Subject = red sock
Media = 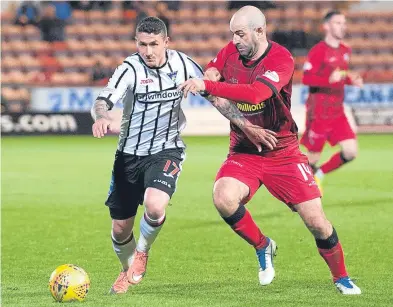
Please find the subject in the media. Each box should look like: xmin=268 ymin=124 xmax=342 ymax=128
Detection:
xmin=320 ymin=152 xmax=345 ymax=174
xmin=318 ymin=242 xmax=348 ymax=282
xmin=224 ymin=206 xmax=268 ymax=249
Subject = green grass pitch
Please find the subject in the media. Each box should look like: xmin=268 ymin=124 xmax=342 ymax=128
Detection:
xmin=2 ymin=135 xmax=393 ymax=307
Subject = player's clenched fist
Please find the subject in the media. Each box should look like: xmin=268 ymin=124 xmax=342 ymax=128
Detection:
xmin=178 ymin=78 xmax=206 ymax=98
xmin=204 ymin=67 xmax=221 ymax=82
xmin=92 ymin=118 xmax=112 ymax=138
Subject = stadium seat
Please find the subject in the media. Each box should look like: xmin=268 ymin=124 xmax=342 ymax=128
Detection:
xmin=105 ymin=9 xmax=123 ymax=25
xmin=120 ymin=40 xmax=137 ymax=54
xmin=57 ymin=55 xmax=78 ymax=72
xmin=1 ymin=11 xmax=14 ymax=25
xmin=65 ymin=25 xmax=80 ymax=40
xmin=68 ymin=72 xmax=90 ymax=85
xmin=23 ymin=25 xmax=41 ymax=41
xmin=51 ymin=72 xmax=69 ymax=85
xmin=1 ymin=87 xmax=20 ymax=101
xmin=114 ymin=26 xmax=133 ymax=41
xmin=1 ymin=56 xmax=21 ymax=71
xmin=1 ymin=72 xmax=12 ymax=84
xmin=29 ymin=41 xmax=51 ymax=56
xmin=87 ymin=10 xmax=105 ymax=24
xmin=18 ymin=54 xmax=41 ymax=71
xmin=195 ymin=9 xmax=213 ymax=24
xmin=71 ymin=10 xmax=87 ymax=24
xmin=67 ymin=40 xmax=88 ymax=56
xmin=1 ymin=25 xmax=24 ymax=42
xmin=8 ymin=71 xmax=28 ymax=84
xmin=9 ymin=41 xmax=31 ymax=55
xmin=1 ymin=41 xmax=13 ymax=57
xmin=75 ymin=55 xmax=95 ymax=71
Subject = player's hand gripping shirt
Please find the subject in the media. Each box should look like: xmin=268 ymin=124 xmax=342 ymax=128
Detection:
xmin=207 ymin=41 xmax=298 ymax=156
xmin=97 ymin=50 xmax=203 ymax=156
xmin=302 ymin=41 xmax=352 ymax=120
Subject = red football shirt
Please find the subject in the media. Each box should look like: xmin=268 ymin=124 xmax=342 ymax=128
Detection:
xmin=206 ymin=41 xmax=299 ymax=157
xmin=302 ymin=41 xmax=352 ymax=120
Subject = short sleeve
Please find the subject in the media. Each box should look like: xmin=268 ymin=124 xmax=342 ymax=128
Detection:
xmin=96 ymin=61 xmax=136 ymax=109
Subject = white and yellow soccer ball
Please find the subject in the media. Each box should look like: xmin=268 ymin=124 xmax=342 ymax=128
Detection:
xmin=49 ymin=264 xmax=90 ymax=302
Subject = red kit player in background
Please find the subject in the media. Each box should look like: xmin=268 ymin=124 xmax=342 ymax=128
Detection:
xmin=179 ymin=6 xmax=361 ymax=295
xmin=301 ymin=11 xmax=364 ymax=193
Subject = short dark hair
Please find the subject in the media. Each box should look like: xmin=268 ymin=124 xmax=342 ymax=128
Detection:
xmin=136 ymin=16 xmax=167 ymax=37
xmin=323 ymin=10 xmax=343 ymax=22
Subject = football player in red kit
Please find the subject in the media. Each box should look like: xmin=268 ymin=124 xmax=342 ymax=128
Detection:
xmin=179 ymin=6 xmax=361 ymax=295
xmin=301 ymin=11 xmax=364 ymax=193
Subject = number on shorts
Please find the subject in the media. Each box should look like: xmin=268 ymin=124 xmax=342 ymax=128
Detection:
xmin=163 ymin=160 xmax=180 ymax=176
xmin=297 ymin=163 xmax=312 ymax=181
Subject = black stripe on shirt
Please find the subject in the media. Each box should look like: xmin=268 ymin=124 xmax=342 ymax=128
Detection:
xmin=174 ymin=103 xmax=181 ymax=149
xmin=187 ymin=56 xmax=203 ymax=75
xmin=162 ymin=99 xmax=176 ymax=150
xmin=134 ymin=64 xmax=149 ymax=154
xmin=148 ymin=69 xmax=163 ymax=154
xmin=123 ymin=61 xmax=137 ymax=93
xmin=120 ymin=61 xmax=137 ymax=152
xmin=176 ymin=51 xmax=188 ymax=80
xmin=115 ymin=68 xmax=128 ymax=88
xmin=256 ymin=77 xmax=278 ymax=96
xmin=96 ymin=96 xmax=114 ymax=110
xmin=175 ymin=52 xmax=187 ymax=148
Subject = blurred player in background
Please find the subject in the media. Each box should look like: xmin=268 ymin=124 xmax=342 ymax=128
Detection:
xmin=180 ymin=6 xmax=361 ymax=294
xmin=91 ymin=16 xmax=269 ymax=294
xmin=301 ymin=11 xmax=364 ymax=193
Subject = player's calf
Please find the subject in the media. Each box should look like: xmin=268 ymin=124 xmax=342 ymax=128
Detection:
xmin=295 ymin=199 xmax=361 ymax=294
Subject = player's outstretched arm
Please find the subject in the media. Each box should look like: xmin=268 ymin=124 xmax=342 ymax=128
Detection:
xmin=91 ymin=99 xmax=112 ymax=138
xmin=210 ymin=97 xmax=277 ymax=151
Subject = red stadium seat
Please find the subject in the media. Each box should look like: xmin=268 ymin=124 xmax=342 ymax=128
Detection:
xmin=105 ymin=9 xmax=123 ymax=25
xmin=87 ymin=10 xmax=105 ymax=24
xmin=23 ymin=25 xmax=41 ymax=41
xmin=71 ymin=10 xmax=87 ymax=24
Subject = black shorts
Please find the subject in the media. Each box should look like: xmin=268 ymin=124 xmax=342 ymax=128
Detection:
xmin=105 ymin=148 xmax=185 ymax=220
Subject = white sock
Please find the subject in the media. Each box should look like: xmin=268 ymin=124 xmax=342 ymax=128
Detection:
xmin=136 ymin=213 xmax=166 ymax=253
xmin=315 ymin=169 xmax=325 ymax=180
xmin=112 ymin=232 xmax=136 ymax=271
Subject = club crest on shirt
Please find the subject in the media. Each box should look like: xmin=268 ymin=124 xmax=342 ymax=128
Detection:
xmin=167 ymin=71 xmax=178 ymax=83
xmin=262 ymin=70 xmax=279 ymax=83
xmin=228 ymin=77 xmax=238 ymax=84
xmin=343 ymin=53 xmax=349 ymax=62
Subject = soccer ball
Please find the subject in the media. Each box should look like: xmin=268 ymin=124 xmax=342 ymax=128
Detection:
xmin=49 ymin=264 xmax=90 ymax=302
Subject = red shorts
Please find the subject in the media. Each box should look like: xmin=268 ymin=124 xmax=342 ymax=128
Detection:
xmin=215 ymin=153 xmax=321 ymax=209
xmin=300 ymin=115 xmax=356 ymax=153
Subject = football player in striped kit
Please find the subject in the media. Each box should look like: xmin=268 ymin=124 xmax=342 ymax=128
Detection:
xmin=91 ymin=16 xmax=269 ymax=294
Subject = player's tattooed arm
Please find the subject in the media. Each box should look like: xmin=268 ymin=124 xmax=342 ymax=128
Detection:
xmin=209 ymin=96 xmax=248 ymax=129
xmin=209 ymin=96 xmax=278 ymax=151
xmin=91 ymin=99 xmax=110 ymax=121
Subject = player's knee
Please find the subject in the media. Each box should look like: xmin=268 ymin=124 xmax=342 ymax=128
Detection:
xmin=212 ymin=189 xmax=238 ymax=215
xmin=307 ymin=152 xmax=321 ymax=166
xmin=112 ymin=219 xmax=133 ymax=242
xmin=144 ymin=188 xmax=169 ymax=219
xmin=341 ymin=148 xmax=357 ymax=162
xmin=144 ymin=200 xmax=167 ymax=220
xmin=306 ymin=217 xmax=332 ymax=239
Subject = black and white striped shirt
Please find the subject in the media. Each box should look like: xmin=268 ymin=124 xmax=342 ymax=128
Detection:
xmin=97 ymin=49 xmax=203 ymax=156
